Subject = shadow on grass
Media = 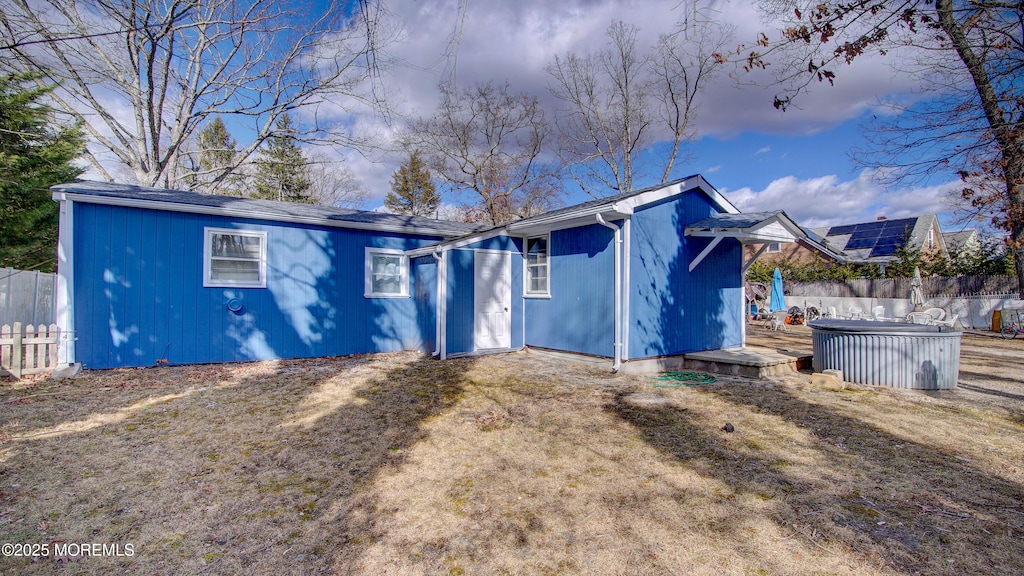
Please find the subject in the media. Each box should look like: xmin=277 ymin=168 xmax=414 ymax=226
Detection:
xmin=0 ymin=353 xmax=473 ymax=576
xmin=607 ymin=384 xmax=1024 ymax=576
xmin=958 ymin=381 xmax=1024 ymax=401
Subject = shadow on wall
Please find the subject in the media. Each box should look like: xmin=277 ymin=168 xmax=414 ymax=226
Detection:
xmin=632 ymin=195 xmax=739 ymax=358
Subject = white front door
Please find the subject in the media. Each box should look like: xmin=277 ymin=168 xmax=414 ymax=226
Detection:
xmin=474 ymin=251 xmax=512 ymax=350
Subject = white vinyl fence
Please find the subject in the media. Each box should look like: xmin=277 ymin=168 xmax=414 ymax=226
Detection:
xmin=1 ymin=323 xmax=61 ymax=379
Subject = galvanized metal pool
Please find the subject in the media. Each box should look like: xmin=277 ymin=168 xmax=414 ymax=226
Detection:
xmin=808 ymin=320 xmax=961 ymax=390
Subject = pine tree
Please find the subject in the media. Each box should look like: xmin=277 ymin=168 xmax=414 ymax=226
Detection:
xmin=384 ymin=150 xmax=439 ymax=217
xmin=0 ymin=73 xmax=85 ymax=271
xmin=191 ymin=116 xmax=241 ymax=195
xmin=252 ymin=114 xmax=313 ymax=203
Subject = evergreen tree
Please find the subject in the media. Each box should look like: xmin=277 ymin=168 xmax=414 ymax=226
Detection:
xmin=191 ymin=116 xmax=241 ymax=195
xmin=252 ymin=114 xmax=313 ymax=203
xmin=384 ymin=150 xmax=439 ymax=217
xmin=0 ymin=73 xmax=84 ymax=271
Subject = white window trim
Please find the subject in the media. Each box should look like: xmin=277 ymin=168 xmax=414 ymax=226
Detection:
xmin=365 ymin=247 xmax=410 ymax=298
xmin=524 ymin=234 xmax=551 ymax=298
xmin=203 ymin=227 xmax=267 ymax=288
xmin=766 ymin=242 xmax=781 ymax=254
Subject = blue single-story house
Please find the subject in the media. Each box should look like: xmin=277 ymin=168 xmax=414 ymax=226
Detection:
xmin=51 ymin=175 xmax=803 ymax=370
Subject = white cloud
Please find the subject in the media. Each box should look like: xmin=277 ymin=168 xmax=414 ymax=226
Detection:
xmin=705 ymin=165 xmax=721 ymax=173
xmin=721 ymin=170 xmax=962 ymax=228
xmin=73 ymin=0 xmax=955 ymax=213
xmin=753 ymin=146 xmax=771 ymax=156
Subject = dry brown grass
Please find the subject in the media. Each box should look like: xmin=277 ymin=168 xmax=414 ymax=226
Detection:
xmin=2 ymin=330 xmax=1023 ymax=575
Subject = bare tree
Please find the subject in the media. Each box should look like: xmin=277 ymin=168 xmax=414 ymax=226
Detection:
xmin=0 ymin=0 xmax=395 ymax=189
xmin=407 ymin=81 xmax=559 ymax=225
xmin=305 ymin=153 xmax=369 ymax=209
xmin=547 ymin=19 xmax=729 ymax=197
xmin=733 ymin=1 xmax=1024 ymax=293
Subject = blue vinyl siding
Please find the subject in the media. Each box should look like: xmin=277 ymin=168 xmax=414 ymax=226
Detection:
xmin=524 ymin=223 xmax=614 ymax=357
xmin=411 ymin=257 xmax=438 ymax=354
xmin=445 ymin=249 xmax=475 ymax=355
xmin=628 ymin=191 xmax=743 ymax=358
xmin=73 ymin=202 xmax=440 ymax=369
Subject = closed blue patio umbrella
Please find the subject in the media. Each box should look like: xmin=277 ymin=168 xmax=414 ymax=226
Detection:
xmin=769 ymin=268 xmax=786 ymax=312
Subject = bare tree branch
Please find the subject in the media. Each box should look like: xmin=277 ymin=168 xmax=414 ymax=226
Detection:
xmin=0 ymin=0 xmax=396 ymax=189
xmin=547 ymin=19 xmax=729 ymax=197
xmin=407 ymin=81 xmax=560 ymax=225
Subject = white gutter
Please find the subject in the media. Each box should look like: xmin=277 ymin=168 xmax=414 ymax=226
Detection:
xmin=508 ymin=203 xmax=632 ymax=233
xmin=55 ymin=196 xmax=76 ymax=366
xmin=53 ymin=190 xmax=470 ymax=239
xmin=596 ymin=214 xmax=623 ymax=372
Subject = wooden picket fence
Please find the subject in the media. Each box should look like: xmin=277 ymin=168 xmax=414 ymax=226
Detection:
xmin=1 ymin=323 xmax=60 ymax=379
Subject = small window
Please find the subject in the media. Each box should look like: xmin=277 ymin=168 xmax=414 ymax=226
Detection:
xmin=766 ymin=242 xmax=781 ymax=254
xmin=365 ymin=248 xmax=409 ymax=297
xmin=927 ymin=227 xmax=935 ymax=250
xmin=525 ymin=235 xmax=549 ymax=296
xmin=204 ymin=228 xmax=267 ymax=288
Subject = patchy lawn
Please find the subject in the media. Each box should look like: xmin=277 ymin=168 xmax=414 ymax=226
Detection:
xmin=1 ymin=329 xmax=1023 ymax=575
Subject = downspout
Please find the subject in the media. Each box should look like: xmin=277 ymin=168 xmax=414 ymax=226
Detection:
xmin=431 ymin=247 xmax=449 ymax=360
xmin=596 ymin=214 xmax=622 ymax=372
xmin=621 ymin=217 xmax=631 ymax=362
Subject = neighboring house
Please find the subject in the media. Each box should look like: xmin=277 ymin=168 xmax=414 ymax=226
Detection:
xmin=741 ymin=226 xmax=847 ymax=266
xmin=52 ymin=175 xmax=803 ymax=370
xmin=810 ymin=215 xmax=948 ymax=269
xmin=747 ymin=214 xmax=949 ymax=271
xmin=942 ymin=229 xmax=980 ymax=256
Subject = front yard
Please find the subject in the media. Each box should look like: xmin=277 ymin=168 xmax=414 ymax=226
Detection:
xmin=2 ymin=327 xmax=1023 ymax=575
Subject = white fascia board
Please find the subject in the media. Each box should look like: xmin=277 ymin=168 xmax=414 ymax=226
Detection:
xmin=506 ymin=204 xmax=633 ymax=235
xmin=685 ymin=228 xmax=796 ymax=241
xmin=404 ymin=227 xmax=511 ymax=258
xmin=614 ymin=176 xmax=740 ymax=216
xmin=748 ymin=214 xmax=806 ymax=239
xmin=52 ymin=191 xmax=466 ymax=238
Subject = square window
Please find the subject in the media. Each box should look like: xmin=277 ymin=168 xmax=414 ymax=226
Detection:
xmin=365 ymin=248 xmax=409 ymax=297
xmin=204 ymin=228 xmax=267 ymax=288
xmin=766 ymin=242 xmax=781 ymax=254
xmin=525 ymin=235 xmax=549 ymax=296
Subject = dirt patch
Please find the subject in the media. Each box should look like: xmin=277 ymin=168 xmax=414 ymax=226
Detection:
xmin=1 ymin=339 xmax=1023 ymax=575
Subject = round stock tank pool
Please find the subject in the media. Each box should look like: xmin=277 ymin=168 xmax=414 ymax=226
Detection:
xmin=808 ymin=320 xmax=961 ymax=390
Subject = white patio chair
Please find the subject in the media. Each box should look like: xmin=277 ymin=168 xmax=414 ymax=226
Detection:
xmin=934 ymin=314 xmax=959 ymax=329
xmin=907 ymin=312 xmax=932 ymax=325
xmin=923 ymin=308 xmax=946 ymax=322
xmin=871 ymin=306 xmax=887 ymax=321
xmin=763 ymin=310 xmax=788 ymax=331
xmin=827 ymin=306 xmax=837 ymax=319
xmin=847 ymin=306 xmax=863 ymax=320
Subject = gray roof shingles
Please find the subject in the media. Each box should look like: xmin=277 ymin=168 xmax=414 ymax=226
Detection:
xmin=54 ymin=180 xmax=483 ymax=238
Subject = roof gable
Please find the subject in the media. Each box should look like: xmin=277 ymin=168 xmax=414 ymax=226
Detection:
xmin=506 ymin=174 xmax=736 ymax=236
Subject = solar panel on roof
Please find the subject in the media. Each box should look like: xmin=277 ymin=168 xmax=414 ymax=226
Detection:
xmin=859 ymin=221 xmax=886 ymax=231
xmin=829 ymin=224 xmax=857 ymax=235
xmin=871 ymin=243 xmax=901 ymax=257
xmin=845 ymin=237 xmax=877 ymax=250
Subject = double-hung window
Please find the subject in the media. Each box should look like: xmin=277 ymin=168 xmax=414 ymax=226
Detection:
xmin=525 ymin=235 xmax=549 ymax=296
xmin=365 ymin=248 xmax=409 ymax=297
xmin=203 ymin=228 xmax=267 ymax=288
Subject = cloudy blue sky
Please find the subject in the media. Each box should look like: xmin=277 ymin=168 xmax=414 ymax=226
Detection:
xmin=323 ymin=0 xmax=971 ymax=232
